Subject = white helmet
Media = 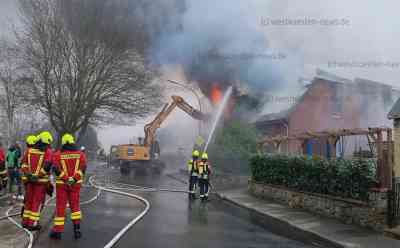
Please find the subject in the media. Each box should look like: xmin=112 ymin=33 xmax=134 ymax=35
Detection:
xmin=80 ymin=146 xmax=86 ymax=152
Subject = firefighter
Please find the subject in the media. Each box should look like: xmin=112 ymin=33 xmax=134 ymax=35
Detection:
xmin=21 ymin=131 xmax=53 ymax=230
xmin=20 ymin=135 xmax=38 ymax=218
xmin=50 ymin=133 xmax=87 ymax=240
xmin=188 ymin=150 xmax=200 ymax=200
xmin=0 ymin=142 xmax=7 ymax=195
xmin=198 ymin=152 xmax=211 ymax=202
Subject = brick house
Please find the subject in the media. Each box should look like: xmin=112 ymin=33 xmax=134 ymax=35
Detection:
xmin=255 ymin=70 xmax=400 ymax=157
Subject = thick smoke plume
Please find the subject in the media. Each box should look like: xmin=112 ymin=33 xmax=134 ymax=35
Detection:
xmin=150 ymin=0 xmax=297 ymax=97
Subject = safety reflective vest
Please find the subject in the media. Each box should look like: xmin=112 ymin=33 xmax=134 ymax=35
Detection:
xmin=55 ymin=153 xmax=84 ymax=185
xmin=188 ymin=159 xmax=199 ymax=176
xmin=198 ymin=161 xmax=210 ymax=179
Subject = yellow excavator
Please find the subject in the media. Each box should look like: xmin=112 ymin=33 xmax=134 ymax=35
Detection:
xmin=109 ymin=95 xmax=207 ymax=174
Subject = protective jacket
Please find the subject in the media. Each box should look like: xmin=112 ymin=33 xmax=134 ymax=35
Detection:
xmin=51 ymin=144 xmax=87 ymax=233
xmin=21 ymin=144 xmax=53 ymax=228
xmin=198 ymin=161 xmax=211 ymax=180
xmin=188 ymin=159 xmax=199 ymax=176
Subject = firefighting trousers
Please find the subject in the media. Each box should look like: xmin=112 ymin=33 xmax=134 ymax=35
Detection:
xmin=188 ymin=175 xmax=198 ymax=195
xmin=52 ymin=184 xmax=82 ymax=233
xmin=22 ymin=183 xmax=47 ymax=227
xmin=199 ymin=179 xmax=209 ymax=198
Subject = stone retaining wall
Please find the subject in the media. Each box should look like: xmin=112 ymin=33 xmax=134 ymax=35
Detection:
xmin=249 ymin=180 xmax=388 ymax=231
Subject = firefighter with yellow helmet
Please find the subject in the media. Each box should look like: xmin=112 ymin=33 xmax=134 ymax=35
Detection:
xmin=198 ymin=152 xmax=211 ymax=202
xmin=188 ymin=150 xmax=200 ymax=200
xmin=50 ymin=133 xmax=87 ymax=240
xmin=20 ymin=135 xmax=38 ymax=218
xmin=21 ymin=131 xmax=54 ymax=230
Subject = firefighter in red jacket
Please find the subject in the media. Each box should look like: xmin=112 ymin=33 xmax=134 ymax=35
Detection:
xmin=50 ymin=133 xmax=87 ymax=240
xmin=20 ymin=135 xmax=38 ymax=218
xmin=21 ymin=131 xmax=53 ymax=230
xmin=0 ymin=142 xmax=7 ymax=194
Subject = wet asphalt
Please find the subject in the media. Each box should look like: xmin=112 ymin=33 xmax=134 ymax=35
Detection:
xmin=34 ymin=157 xmax=318 ymax=248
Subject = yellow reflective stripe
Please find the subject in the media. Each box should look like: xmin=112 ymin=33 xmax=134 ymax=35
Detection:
xmin=29 ymin=149 xmax=45 ymax=155
xmin=23 ymin=210 xmax=32 ymax=218
xmin=60 ymin=154 xmax=81 ymax=160
xmin=54 ymin=217 xmax=65 ymax=221
xmin=30 ymin=211 xmax=41 ymax=221
xmin=74 ymin=158 xmax=80 ymax=176
xmin=34 ymin=154 xmax=44 ymax=176
xmin=37 ymin=179 xmax=49 ymax=183
xmin=76 ymin=170 xmax=83 ymax=176
xmin=30 ymin=216 xmax=40 ymax=221
xmin=30 ymin=212 xmax=40 ymax=217
xmin=58 ymin=171 xmax=65 ymax=179
xmin=61 ymin=160 xmax=68 ymax=177
xmin=71 ymin=211 xmax=82 ymax=220
xmin=21 ymin=164 xmax=29 ymax=169
xmin=54 ymin=221 xmax=65 ymax=225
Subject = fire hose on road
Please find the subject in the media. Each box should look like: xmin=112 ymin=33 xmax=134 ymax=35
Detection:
xmin=1 ymin=182 xmax=102 ymax=248
xmin=89 ymin=176 xmax=151 ymax=248
xmin=1 ymin=174 xmax=199 ymax=248
xmin=102 ymin=179 xmax=213 ymax=196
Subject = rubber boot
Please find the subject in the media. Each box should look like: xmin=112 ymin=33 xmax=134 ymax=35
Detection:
xmin=49 ymin=231 xmax=62 ymax=240
xmin=28 ymin=224 xmax=42 ymax=231
xmin=74 ymin=224 xmax=82 ymax=239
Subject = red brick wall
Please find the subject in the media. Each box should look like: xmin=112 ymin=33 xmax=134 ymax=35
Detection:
xmin=288 ymin=79 xmax=362 ymax=154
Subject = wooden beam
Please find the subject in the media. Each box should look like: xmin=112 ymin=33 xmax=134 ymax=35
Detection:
xmin=258 ymin=127 xmax=392 ymax=146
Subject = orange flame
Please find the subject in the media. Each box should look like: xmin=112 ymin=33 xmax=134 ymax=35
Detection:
xmin=210 ymin=84 xmax=222 ymax=105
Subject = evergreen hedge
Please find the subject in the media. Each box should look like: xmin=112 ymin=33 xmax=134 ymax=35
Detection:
xmin=250 ymin=154 xmax=377 ymax=201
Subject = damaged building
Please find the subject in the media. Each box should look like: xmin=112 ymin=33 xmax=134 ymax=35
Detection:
xmin=255 ymin=69 xmax=400 ymax=157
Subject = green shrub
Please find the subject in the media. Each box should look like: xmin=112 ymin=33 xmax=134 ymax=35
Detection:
xmin=250 ymin=154 xmax=378 ymax=201
xmin=208 ymin=121 xmax=259 ymax=175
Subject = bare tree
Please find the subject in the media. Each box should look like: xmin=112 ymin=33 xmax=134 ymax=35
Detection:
xmin=15 ymin=0 xmax=161 ymax=142
xmin=0 ymin=39 xmax=27 ymax=145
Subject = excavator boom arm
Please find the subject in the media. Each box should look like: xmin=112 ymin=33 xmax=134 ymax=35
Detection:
xmin=143 ymin=95 xmax=206 ymax=147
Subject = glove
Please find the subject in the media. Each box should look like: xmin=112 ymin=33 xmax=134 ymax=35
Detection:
xmin=67 ymin=177 xmax=76 ymax=186
xmin=30 ymin=175 xmax=38 ymax=183
xmin=52 ymin=167 xmax=61 ymax=177
xmin=44 ymin=162 xmax=52 ymax=173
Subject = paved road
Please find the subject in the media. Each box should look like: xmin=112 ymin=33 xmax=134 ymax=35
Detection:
xmin=35 ymin=157 xmax=317 ymax=248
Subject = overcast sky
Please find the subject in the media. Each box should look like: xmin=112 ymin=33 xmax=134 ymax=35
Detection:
xmin=1 ymin=0 xmax=400 ymax=149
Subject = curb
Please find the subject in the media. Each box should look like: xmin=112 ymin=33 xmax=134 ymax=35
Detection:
xmin=215 ymin=192 xmax=345 ymax=248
